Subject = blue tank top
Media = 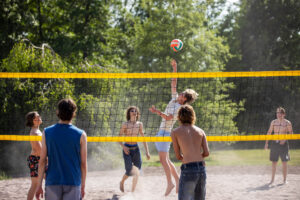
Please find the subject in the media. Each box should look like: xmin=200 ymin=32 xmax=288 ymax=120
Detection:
xmin=45 ymin=123 xmax=83 ymax=186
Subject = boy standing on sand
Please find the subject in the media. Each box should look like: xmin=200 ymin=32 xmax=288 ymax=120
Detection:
xmin=36 ymin=98 xmax=87 ymax=200
xmin=119 ymin=106 xmax=151 ymax=193
xmin=264 ymin=107 xmax=293 ymax=184
xmin=25 ymin=111 xmax=43 ymax=200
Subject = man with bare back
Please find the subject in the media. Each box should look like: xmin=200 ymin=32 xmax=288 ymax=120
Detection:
xmin=264 ymin=107 xmax=293 ymax=184
xmin=119 ymin=106 xmax=151 ymax=193
xmin=171 ymin=105 xmax=209 ymax=200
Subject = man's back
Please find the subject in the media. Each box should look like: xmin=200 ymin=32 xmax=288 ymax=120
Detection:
xmin=45 ymin=123 xmax=83 ymax=186
xmin=172 ymin=125 xmax=207 ymax=164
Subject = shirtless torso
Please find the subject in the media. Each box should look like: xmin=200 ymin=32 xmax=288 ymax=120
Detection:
xmin=172 ymin=124 xmax=209 ymax=164
xmin=269 ymin=119 xmax=293 ymax=144
xmin=30 ymin=128 xmax=42 ymax=156
xmin=120 ymin=121 xmax=143 ymax=145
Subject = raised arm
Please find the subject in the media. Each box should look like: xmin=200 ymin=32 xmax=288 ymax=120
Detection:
xmin=265 ymin=121 xmax=274 ymax=150
xmin=171 ymin=59 xmax=177 ymax=95
xmin=80 ymin=132 xmax=87 ymax=199
xmin=149 ymin=105 xmax=174 ymax=120
xmin=171 ymin=131 xmax=183 ymax=161
xmin=35 ymin=132 xmax=47 ymax=200
xmin=139 ymin=123 xmax=150 ymax=160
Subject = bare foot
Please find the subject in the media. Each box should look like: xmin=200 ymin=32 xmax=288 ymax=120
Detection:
xmin=165 ymin=183 xmax=175 ymax=196
xmin=120 ymin=181 xmax=124 ymax=192
xmin=268 ymin=180 xmax=274 ymax=185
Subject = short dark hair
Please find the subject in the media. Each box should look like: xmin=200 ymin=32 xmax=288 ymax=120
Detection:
xmin=277 ymin=107 xmax=285 ymax=114
xmin=25 ymin=111 xmax=38 ymax=127
xmin=126 ymin=106 xmax=140 ymax=121
xmin=178 ymin=105 xmax=196 ymax=125
xmin=57 ymin=98 xmax=77 ymax=121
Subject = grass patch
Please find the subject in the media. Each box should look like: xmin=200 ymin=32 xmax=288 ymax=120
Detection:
xmin=142 ymin=149 xmax=300 ymax=167
xmin=0 ymin=171 xmax=10 ymax=181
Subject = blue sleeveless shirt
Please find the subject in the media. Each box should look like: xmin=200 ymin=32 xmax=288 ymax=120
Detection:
xmin=45 ymin=123 xmax=83 ymax=186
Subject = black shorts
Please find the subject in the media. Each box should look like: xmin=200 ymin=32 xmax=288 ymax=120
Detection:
xmin=270 ymin=141 xmax=290 ymax=162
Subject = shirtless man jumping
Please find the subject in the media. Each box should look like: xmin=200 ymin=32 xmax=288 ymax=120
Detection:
xmin=119 ymin=106 xmax=150 ymax=193
xmin=264 ymin=107 xmax=293 ymax=184
xmin=171 ymin=105 xmax=209 ymax=200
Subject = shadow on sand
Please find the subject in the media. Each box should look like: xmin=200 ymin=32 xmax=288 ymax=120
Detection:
xmin=247 ymin=182 xmax=286 ymax=192
xmin=247 ymin=183 xmax=273 ymax=192
xmin=106 ymin=194 xmax=121 ymax=200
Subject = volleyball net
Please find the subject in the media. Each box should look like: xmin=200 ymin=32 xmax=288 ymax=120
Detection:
xmin=0 ymin=71 xmax=300 ymax=142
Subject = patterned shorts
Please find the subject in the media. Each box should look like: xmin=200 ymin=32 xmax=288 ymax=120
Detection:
xmin=27 ymin=155 xmax=40 ymax=177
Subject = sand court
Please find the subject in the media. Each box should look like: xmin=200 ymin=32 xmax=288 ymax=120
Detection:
xmin=0 ymin=166 xmax=299 ymax=200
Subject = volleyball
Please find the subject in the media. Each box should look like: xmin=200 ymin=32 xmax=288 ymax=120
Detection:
xmin=170 ymin=39 xmax=183 ymax=52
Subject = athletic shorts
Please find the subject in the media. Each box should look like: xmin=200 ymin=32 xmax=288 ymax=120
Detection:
xmin=45 ymin=185 xmax=81 ymax=200
xmin=155 ymin=130 xmax=171 ymax=152
xmin=27 ymin=155 xmax=40 ymax=177
xmin=270 ymin=141 xmax=290 ymax=162
xmin=123 ymin=143 xmax=142 ymax=176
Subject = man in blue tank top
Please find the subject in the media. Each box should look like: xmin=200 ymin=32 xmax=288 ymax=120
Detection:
xmin=35 ymin=98 xmax=87 ymax=200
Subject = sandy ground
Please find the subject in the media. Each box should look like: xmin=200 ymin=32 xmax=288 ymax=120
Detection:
xmin=0 ymin=165 xmax=299 ymax=200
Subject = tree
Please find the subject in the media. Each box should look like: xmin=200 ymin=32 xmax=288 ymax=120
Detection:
xmin=218 ymin=0 xmax=300 ymax=135
xmin=115 ymin=0 xmax=243 ymax=136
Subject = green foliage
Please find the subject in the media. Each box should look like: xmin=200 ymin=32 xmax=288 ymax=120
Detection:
xmin=0 ymin=171 xmax=10 ymax=180
xmin=218 ymin=0 xmax=300 ymax=134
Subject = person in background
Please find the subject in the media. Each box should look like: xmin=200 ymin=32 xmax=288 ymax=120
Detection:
xmin=26 ymin=111 xmax=43 ymax=200
xmin=264 ymin=107 xmax=293 ymax=184
xmin=119 ymin=106 xmax=151 ymax=193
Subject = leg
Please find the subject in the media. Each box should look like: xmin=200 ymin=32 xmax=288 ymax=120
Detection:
xmin=280 ymin=143 xmax=290 ymax=184
xmin=131 ymin=148 xmax=141 ymax=192
xmin=120 ymin=174 xmax=129 ymax=192
xmin=121 ymin=150 xmax=133 ymax=192
xmin=194 ymin=171 xmax=206 ymax=200
xmin=270 ymin=161 xmax=277 ymax=184
xmin=131 ymin=166 xmax=140 ymax=192
xmin=45 ymin=185 xmax=63 ymax=200
xmin=27 ymin=177 xmax=39 ymax=200
xmin=62 ymin=185 xmax=81 ymax=200
xmin=269 ymin=145 xmax=279 ymax=184
xmin=178 ymin=171 xmax=197 ymax=200
xmin=282 ymin=161 xmax=288 ymax=183
xmin=159 ymin=152 xmax=175 ymax=196
xmin=167 ymin=153 xmax=179 ymax=193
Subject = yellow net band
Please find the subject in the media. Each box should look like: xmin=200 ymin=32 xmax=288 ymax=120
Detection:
xmin=0 ymin=134 xmax=299 ymax=142
xmin=1 ymin=71 xmax=300 ymax=79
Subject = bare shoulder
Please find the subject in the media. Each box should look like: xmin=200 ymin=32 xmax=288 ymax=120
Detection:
xmin=81 ymin=131 xmax=87 ymax=136
xmin=271 ymin=119 xmax=278 ymax=124
xmin=30 ymin=129 xmax=42 ymax=136
xmin=137 ymin=121 xmax=143 ymax=126
xmin=122 ymin=122 xmax=129 ymax=127
xmin=172 ymin=126 xmax=181 ymax=134
xmin=284 ymin=119 xmax=292 ymax=125
xmin=194 ymin=125 xmax=205 ymax=135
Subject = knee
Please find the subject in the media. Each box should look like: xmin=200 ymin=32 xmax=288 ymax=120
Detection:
xmin=159 ymin=156 xmax=167 ymax=164
xmin=125 ymin=165 xmax=133 ymax=176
